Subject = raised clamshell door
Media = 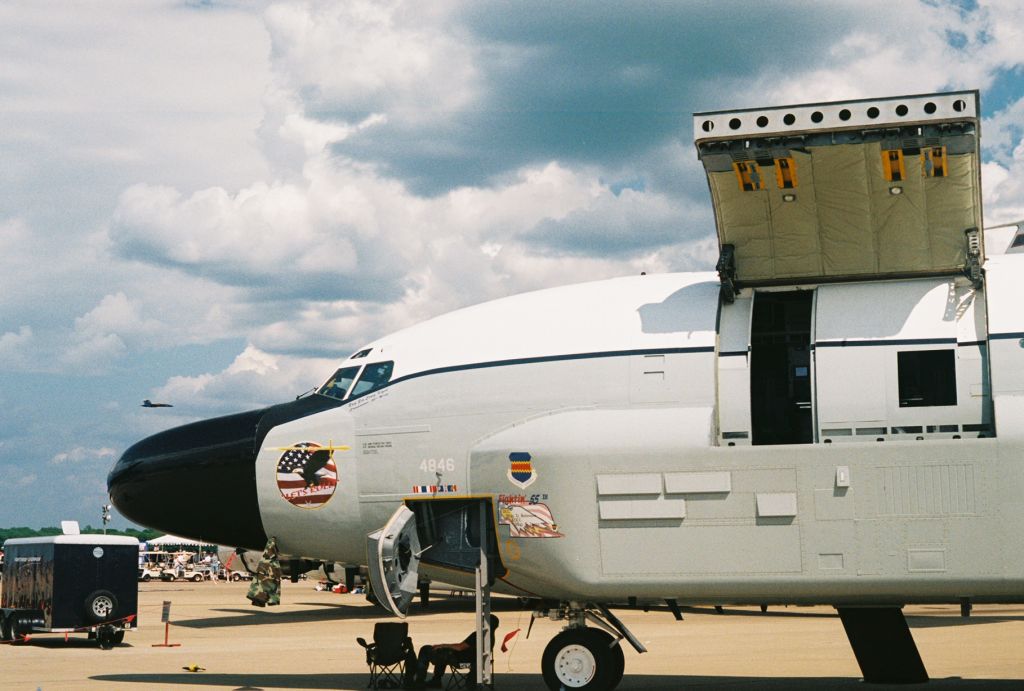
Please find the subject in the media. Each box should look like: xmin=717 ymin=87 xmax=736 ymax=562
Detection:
xmin=366 ymin=504 xmax=421 ymax=618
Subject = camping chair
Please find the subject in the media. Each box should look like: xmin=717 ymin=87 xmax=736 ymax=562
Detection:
xmin=445 ymin=660 xmax=472 ymax=690
xmin=445 ymin=619 xmax=498 ymax=690
xmin=356 ymin=622 xmax=414 ymax=689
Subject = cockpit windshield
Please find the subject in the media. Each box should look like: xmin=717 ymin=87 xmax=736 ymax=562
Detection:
xmin=317 ymin=361 xmax=395 ymax=402
xmin=350 ymin=361 xmax=394 ymax=398
xmin=318 ymin=366 xmax=360 ymax=400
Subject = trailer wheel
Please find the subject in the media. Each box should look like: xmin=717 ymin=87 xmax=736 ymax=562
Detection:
xmin=97 ymin=624 xmax=117 ymax=650
xmin=231 ymin=572 xmax=242 ymax=581
xmin=84 ymin=590 xmax=118 ymax=622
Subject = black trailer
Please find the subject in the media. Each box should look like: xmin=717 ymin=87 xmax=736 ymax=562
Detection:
xmin=1 ymin=535 xmax=139 ymax=648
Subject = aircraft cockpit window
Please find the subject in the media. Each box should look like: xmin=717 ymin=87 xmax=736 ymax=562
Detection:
xmin=898 ymin=350 xmax=957 ymax=407
xmin=318 ymin=366 xmax=360 ymax=401
xmin=349 ymin=361 xmax=394 ymax=399
xmin=351 ymin=348 xmax=372 ymax=359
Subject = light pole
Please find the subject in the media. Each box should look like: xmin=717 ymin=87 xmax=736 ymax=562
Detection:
xmin=102 ymin=504 xmax=112 ymax=534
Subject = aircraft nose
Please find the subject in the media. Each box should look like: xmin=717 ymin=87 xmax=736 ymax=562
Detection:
xmin=108 ymin=408 xmax=269 ymax=549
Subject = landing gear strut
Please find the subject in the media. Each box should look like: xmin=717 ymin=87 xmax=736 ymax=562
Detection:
xmin=536 ymin=602 xmax=644 ymax=691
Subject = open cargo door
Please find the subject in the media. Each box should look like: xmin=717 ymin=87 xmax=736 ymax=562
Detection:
xmin=695 ymin=91 xmax=983 ymax=291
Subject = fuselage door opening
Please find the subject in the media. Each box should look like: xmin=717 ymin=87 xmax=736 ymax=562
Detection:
xmin=749 ymin=290 xmax=815 ymax=445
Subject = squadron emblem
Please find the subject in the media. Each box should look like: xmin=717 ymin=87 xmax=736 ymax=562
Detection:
xmin=507 ymin=451 xmax=537 ymax=489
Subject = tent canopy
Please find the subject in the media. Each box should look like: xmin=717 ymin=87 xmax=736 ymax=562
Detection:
xmin=147 ymin=533 xmax=210 ymax=547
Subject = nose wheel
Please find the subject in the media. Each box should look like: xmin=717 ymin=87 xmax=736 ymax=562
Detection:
xmin=542 ymin=628 xmax=625 ymax=690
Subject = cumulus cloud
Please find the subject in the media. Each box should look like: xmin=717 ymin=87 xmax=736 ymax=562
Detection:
xmin=264 ymin=0 xmax=478 ymax=119
xmin=73 ymin=292 xmax=165 ymax=346
xmin=108 ymin=150 xmax=715 ymax=356
xmin=152 ymin=344 xmax=337 ymax=413
xmin=0 ymin=326 xmax=36 ymax=371
xmin=51 ymin=446 xmax=118 ymax=465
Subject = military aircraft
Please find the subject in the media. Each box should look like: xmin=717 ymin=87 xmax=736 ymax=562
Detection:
xmin=108 ymin=90 xmax=1024 ymax=689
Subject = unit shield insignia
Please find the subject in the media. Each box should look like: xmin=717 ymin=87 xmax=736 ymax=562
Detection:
xmin=507 ymin=451 xmax=537 ymax=489
xmin=276 ymin=441 xmax=341 ymax=509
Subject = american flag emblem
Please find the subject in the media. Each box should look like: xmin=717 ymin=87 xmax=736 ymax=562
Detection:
xmin=507 ymin=451 xmax=536 ymax=489
xmin=412 ymin=484 xmax=458 ymax=494
xmin=276 ymin=441 xmax=338 ymax=509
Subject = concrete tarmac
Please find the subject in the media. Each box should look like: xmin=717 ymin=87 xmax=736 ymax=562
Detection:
xmin=3 ymin=581 xmax=1024 ymax=690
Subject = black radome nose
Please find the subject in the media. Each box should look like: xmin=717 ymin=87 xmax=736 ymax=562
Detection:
xmin=108 ymin=408 xmax=269 ymax=550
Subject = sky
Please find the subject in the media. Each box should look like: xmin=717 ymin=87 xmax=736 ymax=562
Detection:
xmin=3 ymin=0 xmax=1024 ymax=529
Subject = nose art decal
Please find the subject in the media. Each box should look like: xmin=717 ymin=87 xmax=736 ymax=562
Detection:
xmin=275 ymin=441 xmax=349 ymax=509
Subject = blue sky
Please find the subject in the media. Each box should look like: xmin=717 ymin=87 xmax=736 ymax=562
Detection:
xmin=3 ymin=0 xmax=1024 ymax=529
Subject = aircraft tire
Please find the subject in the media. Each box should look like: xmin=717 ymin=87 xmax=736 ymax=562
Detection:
xmin=542 ymin=628 xmax=621 ymax=690
xmin=84 ymin=590 xmax=118 ymax=623
xmin=593 ymin=630 xmax=625 ymax=689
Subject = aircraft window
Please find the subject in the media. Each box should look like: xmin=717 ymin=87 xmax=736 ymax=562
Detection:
xmin=897 ymin=350 xmax=957 ymax=407
xmin=351 ymin=348 xmax=372 ymax=359
xmin=349 ymin=361 xmax=394 ymax=398
xmin=317 ymin=366 xmax=360 ymax=401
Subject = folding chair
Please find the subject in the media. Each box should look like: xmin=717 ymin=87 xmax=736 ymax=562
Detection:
xmin=356 ymin=622 xmax=414 ymax=689
xmin=445 ymin=660 xmax=472 ymax=690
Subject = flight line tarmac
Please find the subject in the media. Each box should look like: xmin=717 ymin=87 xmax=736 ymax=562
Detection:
xmin=3 ymin=581 xmax=1024 ymax=690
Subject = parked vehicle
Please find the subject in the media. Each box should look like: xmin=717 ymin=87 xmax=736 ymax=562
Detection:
xmin=137 ymin=550 xmax=171 ymax=582
xmin=1 ymin=535 xmax=138 ymax=649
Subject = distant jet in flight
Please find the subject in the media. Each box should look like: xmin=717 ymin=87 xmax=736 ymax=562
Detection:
xmin=141 ymin=399 xmax=173 ymax=408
